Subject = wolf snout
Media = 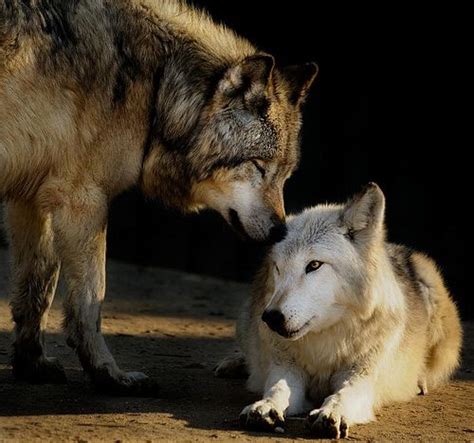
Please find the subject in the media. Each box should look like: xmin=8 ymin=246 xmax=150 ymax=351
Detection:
xmin=262 ymin=309 xmax=287 ymax=335
xmin=228 ymin=209 xmax=286 ymax=242
xmin=267 ymin=221 xmax=288 ymax=244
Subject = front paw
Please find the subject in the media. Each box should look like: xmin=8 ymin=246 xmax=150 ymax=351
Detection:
xmin=307 ymin=408 xmax=348 ymax=439
xmin=240 ymin=399 xmax=285 ymax=432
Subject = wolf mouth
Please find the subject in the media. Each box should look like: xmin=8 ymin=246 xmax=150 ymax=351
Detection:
xmin=228 ymin=209 xmax=287 ymax=244
xmin=228 ymin=208 xmax=250 ymax=240
xmin=277 ymin=316 xmax=316 ymax=340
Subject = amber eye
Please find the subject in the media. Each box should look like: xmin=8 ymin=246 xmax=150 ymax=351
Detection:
xmin=305 ymin=260 xmax=323 ymax=274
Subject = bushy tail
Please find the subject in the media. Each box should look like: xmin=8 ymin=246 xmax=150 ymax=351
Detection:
xmin=427 ymin=298 xmax=462 ymax=388
xmin=412 ymin=252 xmax=463 ymax=388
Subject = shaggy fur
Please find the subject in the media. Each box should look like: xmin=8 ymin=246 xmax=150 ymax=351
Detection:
xmin=216 ymin=183 xmax=462 ymax=439
xmin=0 ymin=0 xmax=317 ymax=393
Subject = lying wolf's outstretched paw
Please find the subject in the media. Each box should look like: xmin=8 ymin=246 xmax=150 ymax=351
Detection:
xmin=92 ymin=369 xmax=160 ymax=396
xmin=214 ymin=354 xmax=248 ymax=379
xmin=13 ymin=356 xmax=67 ymax=384
xmin=240 ymin=399 xmax=285 ymax=432
xmin=307 ymin=408 xmax=348 ymax=439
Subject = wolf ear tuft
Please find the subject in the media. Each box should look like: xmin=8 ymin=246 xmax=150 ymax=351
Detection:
xmin=219 ymin=53 xmax=275 ymax=97
xmin=280 ymin=62 xmax=319 ymax=105
xmin=342 ymin=182 xmax=385 ymax=238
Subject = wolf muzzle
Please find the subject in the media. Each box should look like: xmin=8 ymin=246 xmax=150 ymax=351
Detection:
xmin=262 ymin=309 xmax=289 ymax=337
xmin=228 ymin=208 xmax=249 ymax=239
xmin=267 ymin=221 xmax=287 ymax=244
xmin=228 ymin=209 xmax=287 ymax=243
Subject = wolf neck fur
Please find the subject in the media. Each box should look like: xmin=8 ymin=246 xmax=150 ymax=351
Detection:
xmin=295 ymin=257 xmax=406 ymax=377
xmin=114 ymin=1 xmax=257 ymax=205
xmin=1 ymin=0 xmax=257 ymax=203
xmin=301 ymin=245 xmax=407 ymax=357
xmin=135 ymin=0 xmax=255 ymax=63
xmin=369 ymin=248 xmax=406 ymax=315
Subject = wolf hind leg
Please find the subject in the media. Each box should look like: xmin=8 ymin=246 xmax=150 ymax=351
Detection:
xmin=6 ymin=201 xmax=66 ymax=383
xmin=214 ymin=351 xmax=248 ymax=378
xmin=418 ymin=377 xmax=428 ymax=395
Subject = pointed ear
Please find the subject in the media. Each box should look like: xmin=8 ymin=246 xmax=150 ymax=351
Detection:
xmin=281 ymin=62 xmax=319 ymax=105
xmin=218 ymin=53 xmax=275 ymax=97
xmin=341 ymin=183 xmax=385 ymax=239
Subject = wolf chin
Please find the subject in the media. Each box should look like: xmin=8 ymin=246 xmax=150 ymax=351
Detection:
xmin=0 ymin=0 xmax=318 ymax=393
xmin=216 ymin=183 xmax=462 ymax=439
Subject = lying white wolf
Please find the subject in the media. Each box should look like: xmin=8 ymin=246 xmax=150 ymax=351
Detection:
xmin=216 ymin=183 xmax=462 ymax=439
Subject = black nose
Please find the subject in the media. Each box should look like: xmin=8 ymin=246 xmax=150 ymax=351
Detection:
xmin=262 ymin=309 xmax=286 ymax=333
xmin=267 ymin=222 xmax=287 ymax=245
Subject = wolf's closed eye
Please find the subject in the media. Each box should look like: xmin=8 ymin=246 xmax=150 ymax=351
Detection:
xmin=252 ymin=160 xmax=266 ymax=178
xmin=305 ymin=260 xmax=323 ymax=274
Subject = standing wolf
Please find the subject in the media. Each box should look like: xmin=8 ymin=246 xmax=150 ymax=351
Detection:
xmin=0 ymin=0 xmax=318 ymax=393
xmin=217 ymin=183 xmax=462 ymax=438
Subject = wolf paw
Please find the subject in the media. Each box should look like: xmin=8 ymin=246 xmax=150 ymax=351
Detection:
xmin=214 ymin=354 xmax=248 ymax=379
xmin=240 ymin=399 xmax=285 ymax=432
xmin=418 ymin=377 xmax=428 ymax=395
xmin=13 ymin=356 xmax=67 ymax=384
xmin=307 ymin=408 xmax=348 ymax=439
xmin=92 ymin=369 xmax=160 ymax=396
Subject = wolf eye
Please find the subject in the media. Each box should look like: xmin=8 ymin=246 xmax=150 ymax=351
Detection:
xmin=252 ymin=160 xmax=266 ymax=178
xmin=305 ymin=260 xmax=323 ymax=274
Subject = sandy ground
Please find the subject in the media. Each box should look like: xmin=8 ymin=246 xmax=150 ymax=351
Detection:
xmin=0 ymin=248 xmax=472 ymax=442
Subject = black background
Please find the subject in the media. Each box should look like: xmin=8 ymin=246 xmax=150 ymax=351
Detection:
xmin=1 ymin=3 xmax=469 ymax=318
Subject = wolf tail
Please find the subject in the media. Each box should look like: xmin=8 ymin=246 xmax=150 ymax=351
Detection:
xmin=413 ymin=252 xmax=463 ymax=389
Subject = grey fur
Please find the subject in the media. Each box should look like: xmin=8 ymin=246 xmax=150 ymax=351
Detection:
xmin=1 ymin=0 xmax=318 ymax=393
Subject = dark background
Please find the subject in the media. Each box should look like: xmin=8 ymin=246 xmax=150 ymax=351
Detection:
xmin=1 ymin=3 xmax=468 ymax=318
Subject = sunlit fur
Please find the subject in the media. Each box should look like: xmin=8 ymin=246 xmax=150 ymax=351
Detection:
xmin=0 ymin=0 xmax=317 ymax=391
xmin=220 ymin=183 xmax=462 ymax=438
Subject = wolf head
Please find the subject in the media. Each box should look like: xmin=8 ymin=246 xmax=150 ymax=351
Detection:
xmin=261 ymin=183 xmax=386 ymax=339
xmin=142 ymin=54 xmax=318 ymax=241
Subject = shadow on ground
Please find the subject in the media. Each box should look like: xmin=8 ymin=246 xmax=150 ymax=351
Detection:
xmin=0 ymin=327 xmax=473 ymax=442
xmin=0 ymin=330 xmax=313 ymax=439
xmin=0 ymin=249 xmax=473 ymax=441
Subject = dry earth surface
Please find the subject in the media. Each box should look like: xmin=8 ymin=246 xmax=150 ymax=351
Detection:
xmin=0 ymin=248 xmax=472 ymax=442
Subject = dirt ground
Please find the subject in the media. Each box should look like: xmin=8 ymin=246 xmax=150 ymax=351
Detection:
xmin=0 ymin=248 xmax=472 ymax=442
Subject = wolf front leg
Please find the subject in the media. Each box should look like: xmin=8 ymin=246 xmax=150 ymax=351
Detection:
xmin=308 ymin=370 xmax=376 ymax=439
xmin=6 ymin=201 xmax=65 ymax=383
xmin=51 ymin=187 xmax=157 ymax=395
xmin=240 ymin=364 xmax=308 ymax=432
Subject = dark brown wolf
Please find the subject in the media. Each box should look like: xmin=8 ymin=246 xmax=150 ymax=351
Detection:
xmin=0 ymin=0 xmax=318 ymax=393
